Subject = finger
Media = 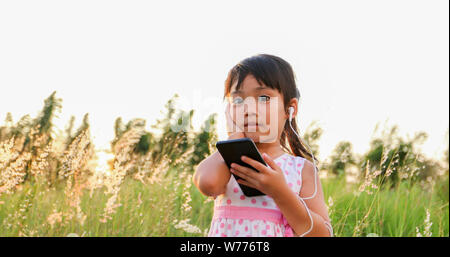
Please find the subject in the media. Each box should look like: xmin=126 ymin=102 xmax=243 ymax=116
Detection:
xmin=230 ymin=167 xmax=259 ymax=186
xmin=241 ymin=155 xmax=270 ymax=173
xmin=262 ymin=153 xmax=281 ymax=172
xmin=230 ymin=163 xmax=260 ymax=180
xmin=236 ymin=178 xmax=257 ymax=189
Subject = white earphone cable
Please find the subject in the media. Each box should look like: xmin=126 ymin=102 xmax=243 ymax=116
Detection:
xmin=288 ymin=106 xmax=318 ymax=237
xmin=297 ymin=195 xmax=314 ymax=237
xmin=289 ymin=107 xmax=318 ymax=200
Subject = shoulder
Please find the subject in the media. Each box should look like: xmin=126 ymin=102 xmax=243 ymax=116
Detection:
xmin=291 ymin=155 xmax=311 ymax=167
xmin=298 ymin=157 xmax=315 ymax=181
xmin=287 ymin=155 xmax=313 ymax=178
xmin=285 ymin=155 xmax=314 ymax=173
xmin=297 ymin=158 xmax=318 ymax=197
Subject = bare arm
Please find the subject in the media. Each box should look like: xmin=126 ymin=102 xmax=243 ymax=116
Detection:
xmin=299 ymin=159 xmax=333 ymax=236
xmin=192 ymin=150 xmax=231 ymax=198
xmin=273 ymin=159 xmax=332 ymax=237
xmin=192 ymin=132 xmax=246 ymax=198
xmin=193 ymin=102 xmax=247 ymax=198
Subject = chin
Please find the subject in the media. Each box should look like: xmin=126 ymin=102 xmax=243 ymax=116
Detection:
xmin=245 ymin=133 xmax=260 ymax=142
xmin=245 ymin=131 xmax=277 ymax=143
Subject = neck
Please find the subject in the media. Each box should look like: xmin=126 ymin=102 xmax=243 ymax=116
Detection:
xmin=254 ymin=141 xmax=285 ymax=159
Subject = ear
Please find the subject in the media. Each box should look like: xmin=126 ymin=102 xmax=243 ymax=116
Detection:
xmin=286 ymin=98 xmax=299 ymax=119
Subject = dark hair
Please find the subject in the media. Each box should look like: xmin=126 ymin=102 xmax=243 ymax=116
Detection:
xmin=223 ymin=53 xmax=318 ymax=164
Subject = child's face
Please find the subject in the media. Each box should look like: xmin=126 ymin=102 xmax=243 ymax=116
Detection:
xmin=227 ymin=74 xmax=287 ymax=143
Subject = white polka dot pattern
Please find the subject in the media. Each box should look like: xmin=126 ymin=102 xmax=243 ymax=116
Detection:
xmin=207 ymin=153 xmax=306 ymax=237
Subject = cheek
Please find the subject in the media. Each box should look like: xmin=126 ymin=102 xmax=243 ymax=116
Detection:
xmin=262 ymin=104 xmax=283 ymax=126
xmin=233 ymin=105 xmax=246 ymax=124
xmin=257 ymin=103 xmax=270 ymax=123
xmin=265 ymin=107 xmax=271 ymax=124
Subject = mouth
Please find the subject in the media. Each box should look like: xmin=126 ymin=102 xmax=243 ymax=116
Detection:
xmin=244 ymin=122 xmax=260 ymax=128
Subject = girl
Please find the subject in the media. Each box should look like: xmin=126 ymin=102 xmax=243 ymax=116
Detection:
xmin=193 ymin=54 xmax=333 ymax=237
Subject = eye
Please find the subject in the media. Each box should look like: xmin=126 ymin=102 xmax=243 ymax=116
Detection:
xmin=258 ymin=95 xmax=270 ymax=103
xmin=232 ymin=96 xmax=244 ymax=105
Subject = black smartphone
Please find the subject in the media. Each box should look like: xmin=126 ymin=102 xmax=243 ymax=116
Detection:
xmin=216 ymin=137 xmax=267 ymax=197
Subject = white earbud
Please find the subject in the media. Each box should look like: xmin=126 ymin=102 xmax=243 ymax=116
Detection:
xmin=289 ymin=106 xmax=294 ymax=122
xmin=287 ymin=105 xmax=319 ymax=237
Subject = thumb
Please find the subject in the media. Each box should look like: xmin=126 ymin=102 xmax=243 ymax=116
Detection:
xmin=262 ymin=153 xmax=280 ymax=171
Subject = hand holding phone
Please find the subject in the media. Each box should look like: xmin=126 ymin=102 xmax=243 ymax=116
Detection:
xmin=216 ymin=137 xmax=267 ymax=197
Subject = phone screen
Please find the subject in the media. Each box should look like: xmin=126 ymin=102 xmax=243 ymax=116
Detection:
xmin=216 ymin=137 xmax=267 ymax=197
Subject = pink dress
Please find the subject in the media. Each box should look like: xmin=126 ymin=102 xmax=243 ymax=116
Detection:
xmin=207 ymin=152 xmax=305 ymax=237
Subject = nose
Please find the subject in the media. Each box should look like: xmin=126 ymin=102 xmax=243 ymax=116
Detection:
xmin=243 ymin=100 xmax=259 ymax=125
xmin=243 ymin=98 xmax=258 ymax=116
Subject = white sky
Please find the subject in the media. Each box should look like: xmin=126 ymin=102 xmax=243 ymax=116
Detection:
xmin=1 ymin=0 xmax=448 ymax=161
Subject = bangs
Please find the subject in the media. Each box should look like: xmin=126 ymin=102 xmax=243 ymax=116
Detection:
xmin=223 ymin=54 xmax=298 ymax=104
xmin=224 ymin=55 xmax=283 ymax=96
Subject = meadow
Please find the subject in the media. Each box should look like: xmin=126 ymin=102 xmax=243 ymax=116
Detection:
xmin=0 ymin=92 xmax=448 ymax=237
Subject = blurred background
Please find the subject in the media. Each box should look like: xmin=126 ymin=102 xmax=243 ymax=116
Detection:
xmin=1 ymin=0 xmax=448 ymax=159
xmin=0 ymin=0 xmax=448 ymax=237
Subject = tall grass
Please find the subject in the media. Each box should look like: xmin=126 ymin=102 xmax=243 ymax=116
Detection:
xmin=323 ymin=175 xmax=448 ymax=237
xmin=0 ymin=93 xmax=448 ymax=237
xmin=0 ymin=165 xmax=447 ymax=237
